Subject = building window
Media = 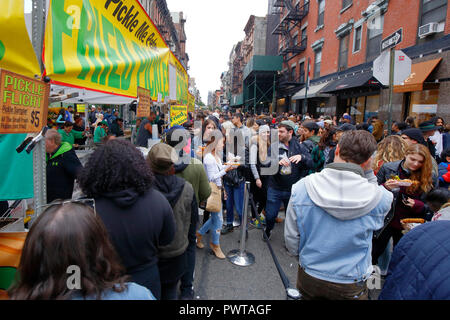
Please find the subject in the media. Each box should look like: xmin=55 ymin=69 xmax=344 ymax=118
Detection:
xmin=317 ymin=0 xmax=325 ymax=27
xmin=291 ymin=65 xmax=297 ymax=81
xmin=299 ymin=61 xmax=305 ymax=82
xmin=366 ymin=14 xmax=384 ymax=62
xmin=342 ymin=0 xmax=352 ymax=9
xmin=353 ymin=25 xmax=362 ymax=53
xmin=314 ymin=50 xmax=322 ymax=78
xmin=338 ymin=34 xmax=349 ymax=70
xmin=301 ymin=26 xmax=307 ymax=46
xmin=421 ymin=0 xmax=447 ymax=25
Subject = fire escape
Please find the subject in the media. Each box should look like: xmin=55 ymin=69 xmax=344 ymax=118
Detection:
xmin=272 ymin=0 xmax=309 ymax=88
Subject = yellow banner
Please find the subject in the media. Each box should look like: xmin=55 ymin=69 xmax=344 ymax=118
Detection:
xmin=0 ymin=0 xmax=41 ymax=77
xmin=44 ymin=0 xmax=188 ymax=104
xmin=188 ymin=92 xmax=195 ymax=112
xmin=170 ymin=105 xmax=187 ymax=127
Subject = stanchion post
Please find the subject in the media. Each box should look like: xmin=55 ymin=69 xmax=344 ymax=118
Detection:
xmin=227 ymin=182 xmax=255 ymax=267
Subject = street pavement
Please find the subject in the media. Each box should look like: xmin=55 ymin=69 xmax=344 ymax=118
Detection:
xmin=192 ymin=208 xmax=384 ymax=300
xmin=193 ymin=209 xmax=299 ymax=300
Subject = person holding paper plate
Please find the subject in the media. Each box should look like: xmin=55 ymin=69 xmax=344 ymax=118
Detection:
xmin=372 ymin=144 xmax=437 ymax=264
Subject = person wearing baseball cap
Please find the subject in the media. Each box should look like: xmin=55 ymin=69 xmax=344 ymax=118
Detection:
xmin=419 ymin=120 xmax=440 ymax=161
xmin=147 ymin=143 xmax=198 ymax=300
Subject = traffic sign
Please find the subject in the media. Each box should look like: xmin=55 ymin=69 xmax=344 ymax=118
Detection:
xmin=373 ymin=50 xmax=411 ymax=86
xmin=381 ymin=28 xmax=403 ymax=51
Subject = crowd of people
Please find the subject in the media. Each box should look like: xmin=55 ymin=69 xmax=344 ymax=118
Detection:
xmin=7 ymin=106 xmax=450 ymax=300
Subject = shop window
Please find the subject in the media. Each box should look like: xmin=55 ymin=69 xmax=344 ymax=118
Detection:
xmin=365 ymin=95 xmax=380 ymax=122
xmin=349 ymin=96 xmax=365 ymax=124
xmin=408 ymin=89 xmax=439 ymax=125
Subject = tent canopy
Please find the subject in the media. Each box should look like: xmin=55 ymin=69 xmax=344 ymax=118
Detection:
xmin=50 ymin=84 xmax=135 ymax=105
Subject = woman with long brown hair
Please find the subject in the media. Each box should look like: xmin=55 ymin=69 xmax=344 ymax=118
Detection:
xmin=8 ymin=202 xmax=154 ymax=300
xmin=196 ymin=130 xmax=236 ymax=259
xmin=372 ymin=144 xmax=437 ymax=264
xmin=372 ymin=135 xmax=409 ymax=175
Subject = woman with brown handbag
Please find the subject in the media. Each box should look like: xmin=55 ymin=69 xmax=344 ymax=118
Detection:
xmin=196 ymin=129 xmax=236 ymax=259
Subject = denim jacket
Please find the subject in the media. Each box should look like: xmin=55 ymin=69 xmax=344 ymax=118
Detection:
xmin=285 ymin=164 xmax=393 ymax=284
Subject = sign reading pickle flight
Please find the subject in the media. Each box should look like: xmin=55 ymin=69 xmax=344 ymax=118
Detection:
xmin=137 ymin=86 xmax=151 ymax=118
xmin=170 ymin=105 xmax=187 ymax=127
xmin=0 ymin=69 xmax=50 ymax=134
xmin=44 ymin=0 xmax=189 ymax=105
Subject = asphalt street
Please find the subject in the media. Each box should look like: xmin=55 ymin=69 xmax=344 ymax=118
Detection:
xmin=192 ymin=209 xmax=384 ymax=300
xmin=193 ymin=209 xmax=299 ymax=300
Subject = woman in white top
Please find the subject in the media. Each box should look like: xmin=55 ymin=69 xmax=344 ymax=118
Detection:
xmin=196 ymin=128 xmax=236 ymax=259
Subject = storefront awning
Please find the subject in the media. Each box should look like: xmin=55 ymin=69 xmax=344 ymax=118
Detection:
xmin=321 ymin=71 xmax=379 ymax=93
xmin=292 ymin=82 xmax=332 ymax=100
xmin=394 ymin=58 xmax=442 ymax=93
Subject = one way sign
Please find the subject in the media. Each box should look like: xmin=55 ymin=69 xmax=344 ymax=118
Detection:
xmin=381 ymin=28 xmax=403 ymax=51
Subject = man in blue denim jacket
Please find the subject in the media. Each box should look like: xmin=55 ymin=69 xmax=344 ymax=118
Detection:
xmin=284 ymin=130 xmax=393 ymax=300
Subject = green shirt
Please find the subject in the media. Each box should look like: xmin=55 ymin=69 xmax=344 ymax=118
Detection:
xmin=94 ymin=127 xmax=107 ymax=143
xmin=58 ymin=129 xmax=83 ymax=146
xmin=175 ymin=158 xmax=211 ymax=203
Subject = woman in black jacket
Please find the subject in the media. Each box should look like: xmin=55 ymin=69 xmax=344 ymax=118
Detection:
xmin=78 ymin=139 xmax=176 ymax=300
xmin=372 ymin=143 xmax=436 ymax=264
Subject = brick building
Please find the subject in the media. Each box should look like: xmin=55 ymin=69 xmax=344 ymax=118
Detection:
xmin=272 ymin=0 xmax=450 ymax=124
xmin=138 ymin=0 xmax=189 ymax=70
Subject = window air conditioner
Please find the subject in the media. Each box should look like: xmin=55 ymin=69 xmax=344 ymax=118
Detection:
xmin=418 ymin=22 xmax=439 ymax=38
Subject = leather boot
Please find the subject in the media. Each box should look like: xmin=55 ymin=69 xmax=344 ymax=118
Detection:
xmin=196 ymin=232 xmax=204 ymax=249
xmin=210 ymin=243 xmax=225 ymax=259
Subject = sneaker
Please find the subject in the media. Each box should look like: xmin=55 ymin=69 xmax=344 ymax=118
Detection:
xmin=262 ymin=228 xmax=272 ymax=241
xmin=259 ymin=214 xmax=266 ymax=226
xmin=179 ymin=289 xmax=194 ymax=300
xmin=221 ymin=224 xmax=233 ymax=235
xmin=249 ymin=218 xmax=262 ymax=229
xmin=275 ymin=217 xmax=284 ymax=223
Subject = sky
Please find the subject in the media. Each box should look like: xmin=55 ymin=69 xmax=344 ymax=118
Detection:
xmin=166 ymin=0 xmax=269 ymax=104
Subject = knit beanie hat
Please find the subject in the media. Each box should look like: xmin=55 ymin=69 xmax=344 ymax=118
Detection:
xmin=402 ymin=128 xmax=426 ymax=146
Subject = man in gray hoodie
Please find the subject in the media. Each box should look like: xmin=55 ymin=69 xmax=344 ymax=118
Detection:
xmin=284 ymin=130 xmax=393 ymax=300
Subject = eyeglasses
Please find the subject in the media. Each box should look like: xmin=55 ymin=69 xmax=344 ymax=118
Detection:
xmin=37 ymin=198 xmax=96 ymax=216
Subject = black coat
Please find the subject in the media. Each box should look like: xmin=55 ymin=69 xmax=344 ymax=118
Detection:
xmin=267 ymin=137 xmax=313 ymax=191
xmin=46 ymin=142 xmax=82 ymax=203
xmin=95 ymin=187 xmax=175 ymax=275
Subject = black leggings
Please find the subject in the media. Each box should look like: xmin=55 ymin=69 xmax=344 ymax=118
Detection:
xmin=371 ymin=225 xmax=403 ymax=265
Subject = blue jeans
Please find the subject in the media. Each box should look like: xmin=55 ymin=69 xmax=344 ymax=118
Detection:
xmin=265 ymin=186 xmax=291 ymax=232
xmin=224 ymin=181 xmax=245 ymax=225
xmin=199 ymin=210 xmax=223 ymax=245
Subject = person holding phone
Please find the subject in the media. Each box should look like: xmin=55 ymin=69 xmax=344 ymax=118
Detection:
xmin=372 ymin=144 xmax=437 ymax=264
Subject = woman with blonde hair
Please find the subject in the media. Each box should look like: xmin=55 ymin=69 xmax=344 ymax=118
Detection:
xmin=373 ymin=135 xmax=409 ymax=175
xmin=372 ymin=143 xmax=437 ymax=264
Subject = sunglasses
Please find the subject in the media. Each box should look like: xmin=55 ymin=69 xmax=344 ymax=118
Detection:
xmin=37 ymin=198 xmax=96 ymax=216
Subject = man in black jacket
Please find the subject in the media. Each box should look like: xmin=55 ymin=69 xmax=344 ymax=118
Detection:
xmin=147 ymin=143 xmax=198 ymax=300
xmin=45 ymin=129 xmax=82 ymax=203
xmin=263 ymin=121 xmax=313 ymax=240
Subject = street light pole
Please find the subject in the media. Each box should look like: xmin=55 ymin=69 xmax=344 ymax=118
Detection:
xmin=387 ymin=47 xmax=395 ymax=136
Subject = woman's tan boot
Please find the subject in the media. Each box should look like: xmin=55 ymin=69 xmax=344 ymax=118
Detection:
xmin=210 ymin=243 xmax=225 ymax=259
xmin=196 ymin=232 xmax=204 ymax=249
